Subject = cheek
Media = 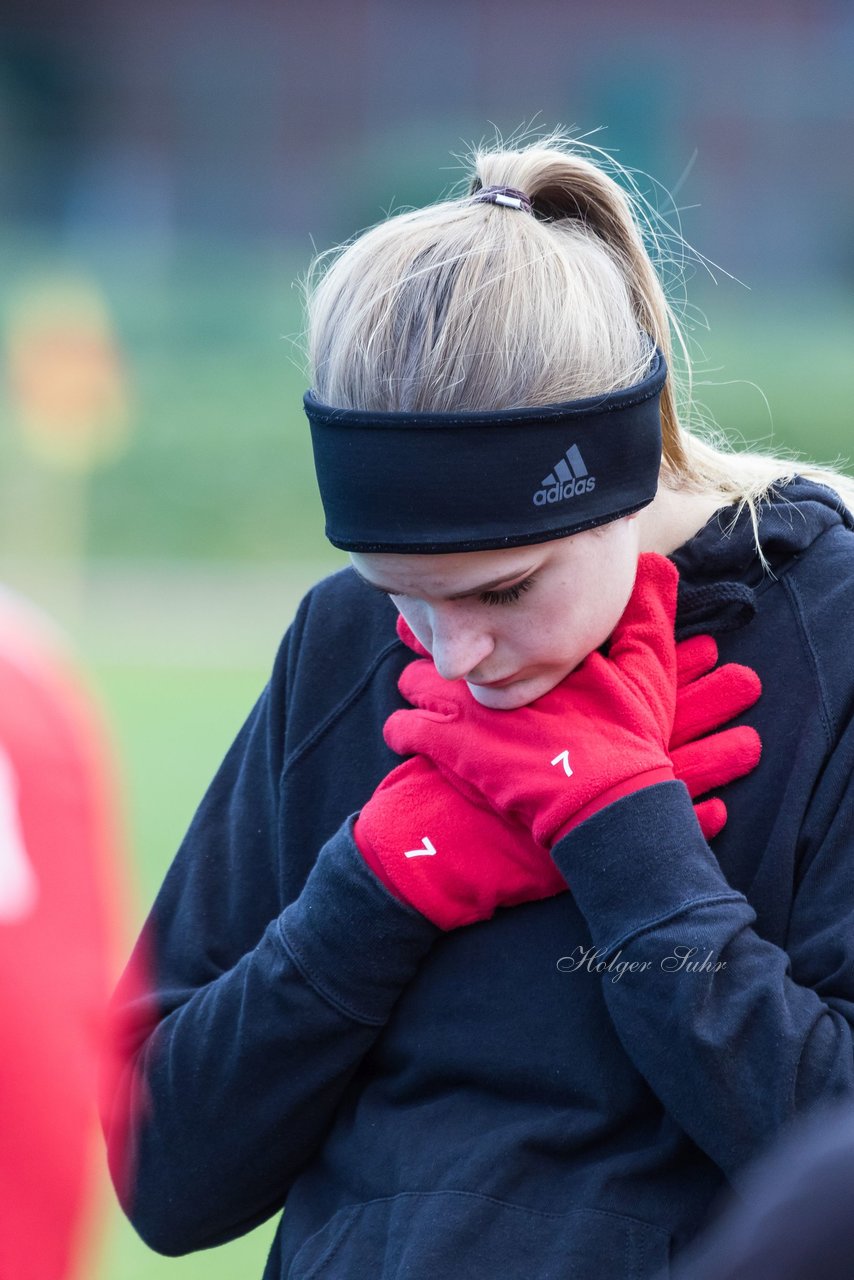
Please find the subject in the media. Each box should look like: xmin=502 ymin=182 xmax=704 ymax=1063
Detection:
xmin=542 ymin=560 xmax=636 ymax=662
xmin=595 ymin=565 xmax=638 ymax=636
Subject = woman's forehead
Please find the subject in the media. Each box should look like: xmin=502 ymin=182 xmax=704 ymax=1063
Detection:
xmin=350 ymin=545 xmax=550 ymax=598
xmin=349 ymin=521 xmax=631 ymax=598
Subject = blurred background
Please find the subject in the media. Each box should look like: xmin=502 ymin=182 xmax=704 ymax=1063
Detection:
xmin=0 ymin=1 xmax=851 ymax=1276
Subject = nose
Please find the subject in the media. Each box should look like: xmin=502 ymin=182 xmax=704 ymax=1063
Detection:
xmin=428 ymin=610 xmax=495 ymax=683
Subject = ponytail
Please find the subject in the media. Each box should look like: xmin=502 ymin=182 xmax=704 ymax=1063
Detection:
xmin=306 ymin=130 xmax=854 ymax=541
xmin=469 ymin=146 xmax=690 ymax=482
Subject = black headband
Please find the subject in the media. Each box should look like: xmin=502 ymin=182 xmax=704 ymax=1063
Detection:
xmin=304 ymin=347 xmax=667 ymax=554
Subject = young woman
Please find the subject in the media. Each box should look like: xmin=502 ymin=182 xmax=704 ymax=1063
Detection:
xmin=101 ymin=135 xmax=854 ymax=1279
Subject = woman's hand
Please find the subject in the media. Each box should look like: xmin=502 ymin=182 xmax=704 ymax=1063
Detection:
xmin=669 ymin=633 xmax=762 ymax=838
xmin=353 ymin=756 xmax=567 ymax=931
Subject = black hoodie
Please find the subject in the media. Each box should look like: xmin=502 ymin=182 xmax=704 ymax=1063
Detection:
xmin=103 ymin=477 xmax=854 ymax=1279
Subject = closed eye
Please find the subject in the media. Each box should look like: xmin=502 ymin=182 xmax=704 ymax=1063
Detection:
xmin=479 ymin=575 xmax=537 ymax=606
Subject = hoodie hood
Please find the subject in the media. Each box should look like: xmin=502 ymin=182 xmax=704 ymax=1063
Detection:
xmin=671 ymin=476 xmax=854 ymax=639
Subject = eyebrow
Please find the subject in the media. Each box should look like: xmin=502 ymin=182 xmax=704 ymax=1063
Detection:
xmin=352 ymin=564 xmax=536 ymax=600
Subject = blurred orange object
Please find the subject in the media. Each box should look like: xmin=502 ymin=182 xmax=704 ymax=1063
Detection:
xmin=5 ymin=276 xmax=131 ymax=472
xmin=0 ymin=587 xmax=139 ymax=1280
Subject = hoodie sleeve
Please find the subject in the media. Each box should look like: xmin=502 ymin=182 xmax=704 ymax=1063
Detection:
xmin=100 ymin=611 xmax=439 ymax=1258
xmin=550 ymin=733 xmax=854 ymax=1181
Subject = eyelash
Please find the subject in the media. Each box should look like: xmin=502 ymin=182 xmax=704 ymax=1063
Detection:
xmin=479 ymin=575 xmax=537 ymax=606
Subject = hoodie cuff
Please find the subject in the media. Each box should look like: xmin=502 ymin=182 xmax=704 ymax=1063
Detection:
xmin=277 ymin=813 xmax=440 ymax=1025
xmin=550 ymin=781 xmax=747 ymax=957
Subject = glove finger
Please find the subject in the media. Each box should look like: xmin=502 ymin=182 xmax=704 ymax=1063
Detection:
xmin=396 ymin=612 xmax=431 ymax=657
xmin=694 ymin=797 xmax=727 ymax=841
xmin=606 ymin=553 xmax=679 ymax=719
xmin=383 ymin=706 xmax=458 ymax=757
xmin=671 ymin=725 xmax=762 ymax=797
xmin=397 ymin=657 xmax=465 ymax=713
xmin=675 ymin=635 xmax=718 ymax=688
xmin=671 ymin=664 xmax=762 ymax=749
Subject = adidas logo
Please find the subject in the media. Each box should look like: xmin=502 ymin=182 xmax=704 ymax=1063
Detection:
xmin=533 ymin=444 xmax=597 ymax=506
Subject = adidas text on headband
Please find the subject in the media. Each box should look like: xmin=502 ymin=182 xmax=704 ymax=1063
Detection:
xmin=303 ymin=347 xmax=667 ymax=554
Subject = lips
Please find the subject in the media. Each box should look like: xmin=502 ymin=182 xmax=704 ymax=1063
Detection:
xmin=472 ymin=673 xmax=519 ymax=688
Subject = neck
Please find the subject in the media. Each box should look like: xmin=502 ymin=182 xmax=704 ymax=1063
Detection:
xmin=636 ymin=484 xmax=732 ymax=557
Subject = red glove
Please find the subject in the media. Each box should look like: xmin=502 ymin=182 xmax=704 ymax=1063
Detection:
xmin=394 ymin=598 xmax=761 ymax=843
xmin=670 ymin=634 xmax=761 ymax=838
xmin=354 ymin=756 xmax=566 ymax=931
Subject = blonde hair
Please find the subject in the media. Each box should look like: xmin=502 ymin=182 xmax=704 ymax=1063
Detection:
xmin=304 ymin=130 xmax=854 ymax=547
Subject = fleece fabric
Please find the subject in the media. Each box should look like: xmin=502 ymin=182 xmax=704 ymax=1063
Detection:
xmin=102 ymin=477 xmax=854 ymax=1279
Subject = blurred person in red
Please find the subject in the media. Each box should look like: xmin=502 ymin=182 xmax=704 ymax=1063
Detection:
xmin=0 ymin=584 xmax=141 ymax=1280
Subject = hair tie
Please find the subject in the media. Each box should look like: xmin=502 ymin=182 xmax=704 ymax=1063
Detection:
xmin=470 ymin=185 xmax=533 ymax=214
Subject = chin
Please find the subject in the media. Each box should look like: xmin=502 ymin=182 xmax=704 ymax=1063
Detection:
xmin=467 ymin=674 xmax=558 ymax=710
